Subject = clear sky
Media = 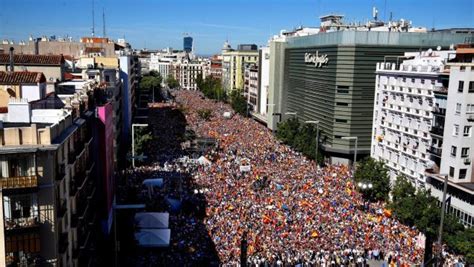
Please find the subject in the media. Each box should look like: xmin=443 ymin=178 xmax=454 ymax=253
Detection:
xmin=1 ymin=0 xmax=473 ymax=55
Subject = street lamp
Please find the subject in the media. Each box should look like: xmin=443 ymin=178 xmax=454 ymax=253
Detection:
xmin=132 ymin=123 xmax=149 ymax=168
xmin=285 ymin=112 xmax=297 ymax=121
xmin=305 ymin=120 xmax=320 ymax=165
xmin=341 ymin=136 xmax=358 ymax=169
xmin=437 ymin=173 xmax=449 ymax=264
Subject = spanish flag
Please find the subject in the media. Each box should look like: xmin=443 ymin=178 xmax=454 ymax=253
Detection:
xmin=262 ymin=215 xmax=272 ymax=224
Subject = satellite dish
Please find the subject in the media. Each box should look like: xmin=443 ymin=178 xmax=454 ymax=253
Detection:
xmin=436 ymin=46 xmax=441 ymax=51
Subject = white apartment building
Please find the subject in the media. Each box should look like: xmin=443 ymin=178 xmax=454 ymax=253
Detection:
xmin=257 ymin=46 xmax=270 ymax=119
xmin=372 ymin=46 xmax=474 ymax=227
xmin=372 ymin=49 xmax=452 ymax=187
xmin=427 ymin=45 xmax=474 ymax=227
xmin=244 ymin=63 xmax=258 ymax=113
xmin=172 ymin=59 xmax=203 ymax=91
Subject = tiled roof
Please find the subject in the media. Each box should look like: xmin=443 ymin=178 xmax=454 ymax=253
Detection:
xmin=0 ymin=54 xmax=64 ymax=65
xmin=0 ymin=71 xmax=46 ymax=84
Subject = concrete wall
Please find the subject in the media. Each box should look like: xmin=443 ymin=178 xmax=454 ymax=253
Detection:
xmin=258 ymin=47 xmax=270 ymax=116
xmin=1 ymin=41 xmax=116 ymax=57
xmin=440 ymin=64 xmax=474 ymax=183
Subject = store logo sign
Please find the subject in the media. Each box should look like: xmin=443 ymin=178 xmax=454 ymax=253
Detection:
xmin=304 ymin=51 xmax=329 ymax=67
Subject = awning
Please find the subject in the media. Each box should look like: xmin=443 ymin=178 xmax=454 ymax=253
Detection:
xmin=135 ymin=212 xmax=169 ymax=229
xmin=197 ymin=156 xmax=211 ymax=166
xmin=142 ymin=178 xmax=164 ymax=188
xmin=135 ymin=229 xmax=171 ymax=248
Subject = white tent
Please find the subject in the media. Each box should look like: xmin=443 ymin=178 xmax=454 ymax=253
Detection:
xmin=197 ymin=156 xmax=211 ymax=166
xmin=135 ymin=212 xmax=169 ymax=229
xmin=223 ymin=111 xmax=232 ymax=119
xmin=142 ymin=178 xmax=164 ymax=198
xmin=135 ymin=229 xmax=171 ymax=248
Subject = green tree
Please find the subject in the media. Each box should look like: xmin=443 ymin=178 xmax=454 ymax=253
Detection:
xmin=134 ymin=126 xmax=153 ymax=161
xmin=148 ymin=70 xmax=161 ymax=78
xmin=389 ymin=175 xmax=468 ymax=263
xmin=140 ymin=73 xmax=162 ymax=101
xmin=229 ymin=89 xmax=248 ymax=116
xmin=389 ymin=175 xmax=417 ymax=225
xmin=353 ymin=157 xmax=390 ymax=201
xmin=276 ymin=117 xmax=301 ymax=145
xmin=166 ymin=75 xmax=180 ymax=89
xmin=197 ymin=108 xmax=213 ymax=121
xmin=445 ymin=228 xmax=474 ymax=264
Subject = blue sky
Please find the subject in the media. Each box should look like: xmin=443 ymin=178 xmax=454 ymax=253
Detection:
xmin=1 ymin=0 xmax=473 ymax=55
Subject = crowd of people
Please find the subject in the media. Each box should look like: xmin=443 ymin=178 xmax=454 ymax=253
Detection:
xmin=125 ymin=90 xmax=466 ymax=266
xmin=172 ymin=90 xmax=425 ymax=266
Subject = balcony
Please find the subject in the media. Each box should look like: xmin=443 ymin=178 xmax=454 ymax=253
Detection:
xmin=57 ymin=199 xmax=67 ymax=218
xmin=58 ymin=232 xmax=69 ymax=254
xmin=467 ymin=114 xmax=474 ymax=122
xmin=0 ymin=176 xmax=38 ymax=191
xmin=56 ymin=163 xmax=66 ymax=181
xmin=432 ymin=107 xmax=446 ymax=116
xmin=68 ymin=151 xmax=77 ymax=164
xmin=4 ymin=216 xmax=39 ymax=233
xmin=430 ymin=126 xmax=444 ymax=136
xmin=79 ymin=230 xmax=92 ymax=250
xmin=427 ymin=146 xmax=442 ymax=156
xmin=70 ymin=179 xmax=78 ymax=196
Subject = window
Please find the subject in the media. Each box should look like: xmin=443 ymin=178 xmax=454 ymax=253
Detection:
xmin=469 ymin=81 xmax=474 ymax=93
xmin=459 ymin=169 xmax=467 ymax=179
xmin=458 ymin=81 xmax=464 ymax=92
xmin=421 ymin=79 xmax=425 ymax=84
xmin=451 ymin=146 xmax=457 ymax=157
xmin=453 ymin=124 xmax=459 ymax=136
xmin=466 ymin=104 xmax=474 ymax=114
xmin=411 ymin=78 xmax=415 ymax=83
xmin=461 ymin=147 xmax=470 ymax=158
xmin=455 ymin=103 xmax=462 ymax=114
xmin=336 ymin=102 xmax=349 ymax=106
xmin=105 ymin=75 xmax=110 ymax=82
xmin=337 ymin=85 xmax=350 ymax=94
xmin=449 ymin=167 xmax=455 ymax=177
xmin=460 ymin=66 xmax=466 ymax=71
xmin=335 ymin=119 xmax=348 ymax=123
xmin=464 ymin=126 xmax=472 ymax=137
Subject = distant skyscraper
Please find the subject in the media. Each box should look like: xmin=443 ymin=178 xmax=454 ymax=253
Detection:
xmin=183 ymin=36 xmax=193 ymax=53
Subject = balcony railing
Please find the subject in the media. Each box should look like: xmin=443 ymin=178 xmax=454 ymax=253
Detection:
xmin=57 ymin=199 xmax=67 ymax=218
xmin=430 ymin=126 xmax=444 ymax=136
xmin=428 ymin=146 xmax=442 ymax=156
xmin=68 ymin=151 xmax=77 ymax=164
xmin=59 ymin=232 xmax=69 ymax=254
xmin=0 ymin=176 xmax=38 ymax=190
xmin=4 ymin=216 xmax=39 ymax=231
xmin=56 ymin=163 xmax=66 ymax=181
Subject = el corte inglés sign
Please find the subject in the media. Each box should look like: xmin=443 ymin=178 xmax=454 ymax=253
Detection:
xmin=304 ymin=51 xmax=329 ymax=67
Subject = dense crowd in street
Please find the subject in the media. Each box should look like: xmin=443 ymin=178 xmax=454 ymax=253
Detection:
xmin=126 ymin=90 xmax=466 ymax=266
xmin=171 ymin=90 xmax=425 ymax=266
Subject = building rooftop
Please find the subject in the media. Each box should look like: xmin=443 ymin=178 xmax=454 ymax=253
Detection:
xmin=0 ymin=54 xmax=64 ymax=66
xmin=0 ymin=71 xmax=46 ymax=84
xmin=283 ymin=30 xmax=473 ymax=48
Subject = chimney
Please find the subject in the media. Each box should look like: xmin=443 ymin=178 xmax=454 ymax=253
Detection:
xmin=9 ymin=47 xmax=14 ymax=72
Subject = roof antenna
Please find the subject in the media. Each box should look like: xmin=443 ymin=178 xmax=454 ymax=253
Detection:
xmin=102 ymin=8 xmax=106 ymax=37
xmin=91 ymin=0 xmax=95 ymax=37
